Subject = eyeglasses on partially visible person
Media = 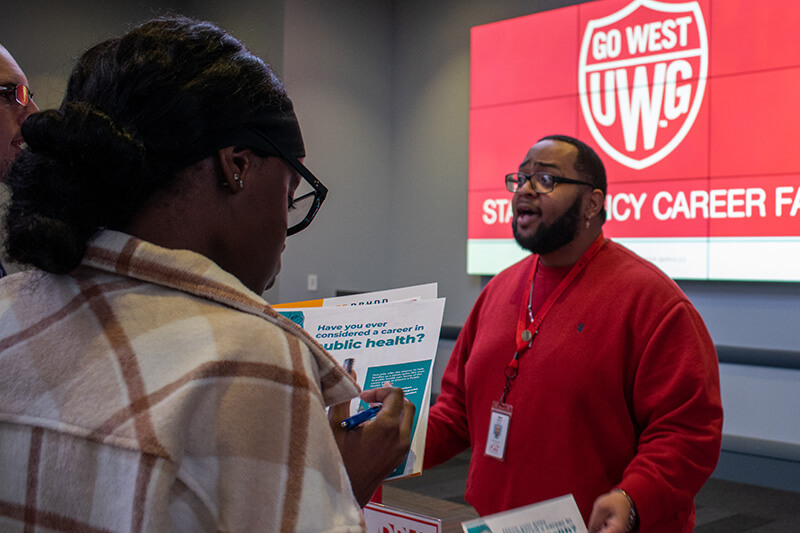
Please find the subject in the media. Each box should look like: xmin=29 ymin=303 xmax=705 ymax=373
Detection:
xmin=0 ymin=84 xmax=34 ymax=107
xmin=1 ymin=46 xmax=40 ymax=185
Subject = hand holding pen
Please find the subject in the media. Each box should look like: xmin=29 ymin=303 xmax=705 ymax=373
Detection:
xmin=338 ymin=358 xmax=382 ymax=430
xmin=339 ymin=359 xmax=386 ymax=430
xmin=329 ymin=375 xmax=415 ymax=507
xmin=340 ymin=404 xmax=382 ymax=429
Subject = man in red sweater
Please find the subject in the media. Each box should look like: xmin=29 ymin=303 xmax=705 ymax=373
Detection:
xmin=425 ymin=135 xmax=723 ymax=532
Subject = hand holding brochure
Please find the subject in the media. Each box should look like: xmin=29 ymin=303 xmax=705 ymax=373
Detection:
xmin=275 ymin=283 xmax=444 ymax=480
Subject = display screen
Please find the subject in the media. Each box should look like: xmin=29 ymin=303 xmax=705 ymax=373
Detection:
xmin=468 ymin=0 xmax=800 ymax=281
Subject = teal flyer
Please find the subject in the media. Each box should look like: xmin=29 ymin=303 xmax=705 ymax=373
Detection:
xmin=363 ymin=360 xmax=432 ymax=478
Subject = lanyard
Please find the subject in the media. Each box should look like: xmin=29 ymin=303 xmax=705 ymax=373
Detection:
xmin=500 ymin=234 xmax=606 ymax=403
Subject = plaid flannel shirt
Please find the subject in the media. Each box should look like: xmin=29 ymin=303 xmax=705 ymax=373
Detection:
xmin=0 ymin=230 xmax=365 ymax=532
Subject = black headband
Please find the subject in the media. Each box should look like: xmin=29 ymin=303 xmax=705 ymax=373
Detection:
xmin=165 ymin=96 xmax=305 ymax=170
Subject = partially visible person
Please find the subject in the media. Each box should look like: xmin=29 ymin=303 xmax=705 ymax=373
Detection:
xmin=0 ymin=44 xmax=38 ymax=179
xmin=0 ymin=16 xmax=413 ymax=532
xmin=424 ymin=135 xmax=722 ymax=533
xmin=0 ymin=44 xmax=38 ymax=277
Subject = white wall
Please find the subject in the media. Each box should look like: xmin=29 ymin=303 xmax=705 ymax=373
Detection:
xmin=269 ymin=0 xmax=396 ymax=306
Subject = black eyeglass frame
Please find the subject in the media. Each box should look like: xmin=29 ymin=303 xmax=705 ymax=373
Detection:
xmin=0 ymin=84 xmax=34 ymax=107
xmin=505 ymin=172 xmax=596 ymax=194
xmin=246 ymin=127 xmax=328 ymax=236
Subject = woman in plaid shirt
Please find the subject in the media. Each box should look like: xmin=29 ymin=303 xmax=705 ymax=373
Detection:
xmin=0 ymin=15 xmax=413 ymax=532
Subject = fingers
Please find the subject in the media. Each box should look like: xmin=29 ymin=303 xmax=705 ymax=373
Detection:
xmin=396 ymin=394 xmax=416 ymax=441
xmin=336 ymin=385 xmax=415 ymax=507
xmin=587 ymin=491 xmax=630 ymax=533
xmin=398 ymin=399 xmax=416 ymax=447
xmin=587 ymin=505 xmax=613 ymax=533
xmin=359 ymin=386 xmax=416 ymax=436
xmin=359 ymin=382 xmax=399 ymax=405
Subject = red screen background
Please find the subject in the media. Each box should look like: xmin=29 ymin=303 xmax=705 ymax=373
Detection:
xmin=469 ymin=0 xmax=800 ymax=277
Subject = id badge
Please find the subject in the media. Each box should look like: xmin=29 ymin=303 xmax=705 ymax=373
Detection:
xmin=484 ymin=401 xmax=513 ymax=461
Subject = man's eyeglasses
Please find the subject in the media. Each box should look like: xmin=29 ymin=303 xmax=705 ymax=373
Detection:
xmin=247 ymin=128 xmax=328 ymax=236
xmin=505 ymin=172 xmax=595 ymax=194
xmin=0 ymin=84 xmax=34 ymax=107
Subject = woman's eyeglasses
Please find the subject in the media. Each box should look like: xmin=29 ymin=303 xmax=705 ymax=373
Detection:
xmin=246 ymin=128 xmax=328 ymax=236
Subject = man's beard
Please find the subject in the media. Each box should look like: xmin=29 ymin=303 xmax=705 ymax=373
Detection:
xmin=512 ymin=194 xmax=582 ymax=255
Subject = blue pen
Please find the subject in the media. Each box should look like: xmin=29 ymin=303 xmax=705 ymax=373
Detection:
xmin=340 ymin=405 xmax=382 ymax=430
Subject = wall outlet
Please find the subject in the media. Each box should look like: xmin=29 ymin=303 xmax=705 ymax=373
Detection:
xmin=307 ymin=274 xmax=318 ymax=291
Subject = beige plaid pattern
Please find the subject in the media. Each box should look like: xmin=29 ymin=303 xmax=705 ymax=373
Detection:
xmin=0 ymin=230 xmax=365 ymax=532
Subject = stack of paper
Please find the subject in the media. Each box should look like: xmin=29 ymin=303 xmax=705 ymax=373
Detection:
xmin=275 ymin=283 xmax=445 ymax=480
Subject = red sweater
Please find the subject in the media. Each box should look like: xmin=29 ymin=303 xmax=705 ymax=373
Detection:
xmin=425 ymin=237 xmax=722 ymax=532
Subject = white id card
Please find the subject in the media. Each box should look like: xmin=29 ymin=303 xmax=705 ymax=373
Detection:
xmin=484 ymin=401 xmax=512 ymax=461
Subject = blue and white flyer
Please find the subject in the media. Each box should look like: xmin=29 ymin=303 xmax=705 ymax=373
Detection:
xmin=276 ymin=284 xmax=445 ymax=480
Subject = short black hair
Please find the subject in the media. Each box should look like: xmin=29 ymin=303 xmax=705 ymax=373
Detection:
xmin=537 ymin=134 xmax=606 ymax=194
xmin=538 ymin=134 xmax=607 ymax=221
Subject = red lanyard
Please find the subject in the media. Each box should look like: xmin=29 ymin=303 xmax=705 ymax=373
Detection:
xmin=500 ymin=234 xmax=606 ymax=403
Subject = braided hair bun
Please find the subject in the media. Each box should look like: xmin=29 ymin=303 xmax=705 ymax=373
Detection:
xmin=4 ymin=16 xmax=294 ymax=273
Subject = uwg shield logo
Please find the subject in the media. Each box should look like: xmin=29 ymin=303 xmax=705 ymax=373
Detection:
xmin=579 ymin=0 xmax=708 ymax=169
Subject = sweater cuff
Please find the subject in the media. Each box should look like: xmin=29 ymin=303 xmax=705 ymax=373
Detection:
xmin=617 ymin=472 xmax=662 ymax=531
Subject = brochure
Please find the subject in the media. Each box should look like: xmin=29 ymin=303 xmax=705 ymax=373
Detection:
xmin=276 ymin=284 xmax=444 ymax=480
xmin=461 ymin=494 xmax=587 ymax=533
xmin=273 ymin=282 xmax=438 ymax=309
